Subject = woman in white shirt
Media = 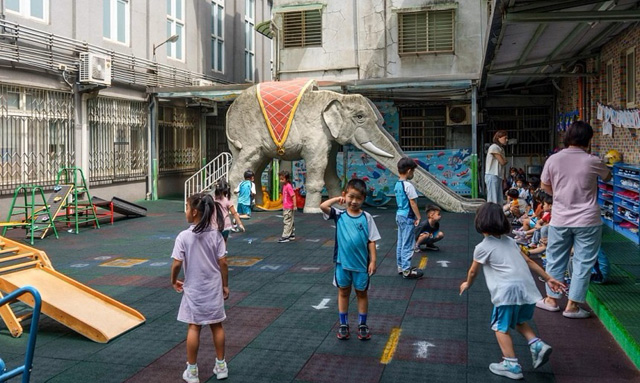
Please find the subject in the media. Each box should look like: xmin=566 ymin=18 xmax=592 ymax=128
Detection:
xmin=485 ymin=130 xmax=509 ymax=204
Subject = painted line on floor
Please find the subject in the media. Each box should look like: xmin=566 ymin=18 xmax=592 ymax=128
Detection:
xmin=418 ymin=256 xmax=428 ymax=269
xmin=380 ymin=327 xmax=402 ymax=364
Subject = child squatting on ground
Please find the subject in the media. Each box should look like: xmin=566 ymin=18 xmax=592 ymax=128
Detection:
xmin=394 ymin=157 xmax=424 ymax=279
xmin=460 ymin=202 xmax=565 ymax=380
xmin=320 ymin=179 xmax=381 ymax=341
xmin=171 ymin=193 xmax=230 ymax=382
xmin=414 ymin=204 xmax=445 ymax=252
xmin=278 ymin=170 xmax=296 ymax=243
xmin=234 ymin=170 xmax=255 ymax=219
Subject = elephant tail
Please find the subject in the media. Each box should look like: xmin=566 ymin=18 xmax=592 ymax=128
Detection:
xmin=225 ymin=102 xmax=243 ymax=150
xmin=227 ymin=135 xmax=243 ymax=150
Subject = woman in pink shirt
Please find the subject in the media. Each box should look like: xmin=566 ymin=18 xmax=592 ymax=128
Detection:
xmin=277 ymin=170 xmax=296 ymax=243
xmin=536 ymin=121 xmax=611 ymax=319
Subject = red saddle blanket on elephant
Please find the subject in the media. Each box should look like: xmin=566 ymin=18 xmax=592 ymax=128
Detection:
xmin=256 ymin=79 xmax=316 ymax=152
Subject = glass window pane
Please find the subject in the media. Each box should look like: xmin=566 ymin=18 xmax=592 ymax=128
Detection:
xmin=218 ymin=40 xmax=223 ymax=71
xmin=166 ymin=21 xmax=172 ymax=56
xmin=176 ymin=24 xmax=183 ymax=59
xmin=167 ymin=0 xmax=172 ymax=16
xmin=176 ymin=0 xmax=182 ymax=20
xmin=30 ymin=0 xmax=44 ymax=18
xmin=103 ymin=0 xmax=111 ymax=38
xmin=7 ymin=92 xmax=20 ymax=109
xmin=211 ymin=39 xmax=215 ymax=69
xmin=117 ymin=0 xmax=126 ymax=42
xmin=6 ymin=0 xmax=19 ymax=12
xmin=211 ymin=4 xmax=215 ymax=35
xmin=217 ymin=5 xmax=223 ymax=37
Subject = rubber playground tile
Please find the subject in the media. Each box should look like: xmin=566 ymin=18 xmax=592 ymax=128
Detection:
xmin=84 ymin=274 xmax=158 ymax=287
xmin=248 ymin=326 xmax=328 ymax=352
xmin=367 ymin=285 xmax=413 ymax=300
xmin=271 ymin=309 xmax=338 ymax=331
xmin=227 ymin=347 xmax=313 ymax=382
xmin=314 ymin=332 xmax=387 ymax=358
xmin=223 ymin=290 xmax=250 ymax=307
xmin=87 ymin=338 xmax=176 ymax=366
xmin=46 ymin=361 xmax=142 ymax=383
xmin=289 ymin=264 xmax=334 ymax=273
xmin=274 ymin=271 xmax=328 ymax=284
xmin=467 ymin=341 xmax=544 ymax=370
xmin=405 ymin=301 xmax=466 ymax=320
xmin=372 ymin=275 xmax=419 ymax=288
xmin=410 ymin=288 xmax=461 ymax=303
xmin=380 ymin=359 xmax=466 ymax=382
xmin=400 ymin=316 xmax=467 ymax=340
xmin=236 ymin=291 xmax=303 ymax=308
xmin=257 ymin=281 xmax=315 ymax=295
xmin=367 ymin=298 xmax=410 ymax=316
xmin=125 ymin=313 xmax=185 ymax=342
xmin=415 ymin=277 xmax=462 ymax=290
xmin=228 ymin=279 xmax=269 ymax=293
xmin=6 ymin=354 xmax=79 ymax=383
xmin=551 ymin=344 xmax=640 ymax=379
xmin=224 ymin=306 xmax=284 ymax=327
xmin=296 ymin=353 xmax=384 ymax=383
xmin=466 ymin=366 xmax=554 ymax=383
xmin=423 ymin=266 xmax=467 ymax=280
xmin=34 ymin=333 xmax=109 ymax=360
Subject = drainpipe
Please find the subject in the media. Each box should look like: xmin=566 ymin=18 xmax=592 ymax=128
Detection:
xmin=271 ymin=21 xmax=280 ymax=80
xmin=73 ymin=85 xmax=91 ymax=183
xmin=471 ymin=84 xmax=478 ymax=199
xmin=353 ymin=0 xmax=360 ymax=79
xmin=148 ymin=96 xmax=158 ymax=200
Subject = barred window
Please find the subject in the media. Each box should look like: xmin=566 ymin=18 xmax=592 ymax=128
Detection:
xmin=399 ymin=106 xmax=446 ymax=150
xmin=158 ymin=106 xmax=200 ymax=172
xmin=485 ymin=107 xmax=551 ymax=157
xmin=282 ymin=9 xmax=322 ymax=48
xmin=88 ymin=98 xmax=148 ymax=182
xmin=398 ymin=9 xmax=455 ymax=55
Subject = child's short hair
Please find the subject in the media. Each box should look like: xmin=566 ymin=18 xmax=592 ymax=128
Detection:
xmin=214 ymin=180 xmax=231 ymax=199
xmin=516 ymin=174 xmax=526 ymax=183
xmin=563 ymin=121 xmax=593 ymax=147
xmin=397 ymin=157 xmax=417 ymax=174
xmin=533 ymin=189 xmax=547 ymax=202
xmin=475 ymin=202 xmax=511 ymax=235
xmin=278 ymin=170 xmax=290 ymax=182
xmin=425 ymin=205 xmax=441 ymax=215
xmin=509 ymin=167 xmax=518 ymax=174
xmin=345 ymin=178 xmax=367 ymax=196
xmin=528 ymin=176 xmax=540 ymax=189
xmin=244 ymin=170 xmax=254 ymax=179
xmin=506 ymin=188 xmax=519 ymax=198
xmin=543 ymin=195 xmax=553 ymax=205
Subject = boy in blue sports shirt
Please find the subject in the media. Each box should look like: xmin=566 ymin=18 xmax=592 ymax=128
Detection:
xmin=234 ymin=170 xmax=255 ymax=219
xmin=395 ymin=157 xmax=423 ymax=279
xmin=320 ymin=179 xmax=381 ymax=341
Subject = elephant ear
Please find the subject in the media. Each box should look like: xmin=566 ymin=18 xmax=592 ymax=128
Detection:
xmin=365 ymin=98 xmax=384 ymax=123
xmin=322 ymin=100 xmax=343 ymax=140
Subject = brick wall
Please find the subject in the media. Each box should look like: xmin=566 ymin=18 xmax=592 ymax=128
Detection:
xmin=557 ymin=25 xmax=640 ymax=165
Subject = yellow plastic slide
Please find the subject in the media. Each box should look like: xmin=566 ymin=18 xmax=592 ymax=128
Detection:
xmin=0 ymin=236 xmax=145 ymax=343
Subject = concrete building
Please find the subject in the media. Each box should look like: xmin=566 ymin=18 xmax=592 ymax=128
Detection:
xmin=0 ymin=0 xmax=272 ymax=218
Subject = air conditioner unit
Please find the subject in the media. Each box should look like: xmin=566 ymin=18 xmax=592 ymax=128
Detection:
xmin=446 ymin=105 xmax=471 ymax=125
xmin=191 ymin=78 xmax=215 ymax=87
xmin=79 ymin=53 xmax=112 ymax=86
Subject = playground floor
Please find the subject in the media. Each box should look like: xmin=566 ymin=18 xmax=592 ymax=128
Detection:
xmin=1 ymin=198 xmax=640 ymax=383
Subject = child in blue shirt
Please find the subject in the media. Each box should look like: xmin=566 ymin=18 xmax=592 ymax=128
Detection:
xmin=234 ymin=170 xmax=255 ymax=219
xmin=394 ymin=157 xmax=423 ymax=279
xmin=320 ymin=178 xmax=381 ymax=341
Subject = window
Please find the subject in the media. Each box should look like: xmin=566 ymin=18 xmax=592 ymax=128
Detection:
xmin=606 ymin=60 xmax=613 ymax=103
xmin=5 ymin=0 xmax=48 ymax=22
xmin=398 ymin=9 xmax=455 ymax=55
xmin=399 ymin=106 xmax=446 ymax=150
xmin=211 ymin=0 xmax=224 ymax=73
xmin=626 ymin=49 xmax=636 ymax=107
xmin=103 ymin=0 xmax=129 ymax=44
xmin=167 ymin=0 xmax=185 ymax=60
xmin=244 ymin=0 xmax=255 ymax=81
xmin=282 ymin=9 xmax=322 ymax=48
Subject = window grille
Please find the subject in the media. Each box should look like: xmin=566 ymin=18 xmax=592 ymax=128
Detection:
xmin=399 ymin=106 xmax=446 ymax=150
xmin=398 ymin=9 xmax=454 ymax=55
xmin=205 ymin=114 xmax=229 ymax=160
xmin=282 ymin=9 xmax=322 ymax=48
xmin=159 ymin=106 xmax=200 ymax=172
xmin=87 ymin=97 xmax=148 ymax=183
xmin=485 ymin=107 xmax=551 ymax=157
xmin=0 ymin=85 xmax=74 ymax=194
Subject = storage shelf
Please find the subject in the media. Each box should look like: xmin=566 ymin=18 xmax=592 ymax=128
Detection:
xmin=615 ymin=213 xmax=639 ymax=226
xmin=597 ymin=163 xmax=640 ymax=245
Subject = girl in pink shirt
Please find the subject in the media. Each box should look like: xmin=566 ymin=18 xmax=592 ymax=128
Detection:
xmin=278 ymin=170 xmax=296 ymax=243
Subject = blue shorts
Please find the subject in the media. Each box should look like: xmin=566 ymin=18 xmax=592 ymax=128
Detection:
xmin=237 ymin=203 xmax=251 ymax=216
xmin=333 ymin=263 xmax=370 ymax=291
xmin=490 ymin=304 xmax=535 ymax=333
xmin=529 ymin=217 xmax=538 ymax=229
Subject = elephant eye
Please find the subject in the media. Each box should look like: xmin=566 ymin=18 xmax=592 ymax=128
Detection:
xmin=356 ymin=114 xmax=364 ymax=120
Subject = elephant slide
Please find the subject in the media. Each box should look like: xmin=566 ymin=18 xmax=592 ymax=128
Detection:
xmin=226 ymin=79 xmax=484 ymax=213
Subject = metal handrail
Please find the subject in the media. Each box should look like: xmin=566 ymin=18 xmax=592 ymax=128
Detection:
xmin=184 ymin=152 xmax=232 ymax=211
xmin=0 ymin=286 xmax=42 ymax=383
xmin=0 ymin=19 xmax=227 ymax=87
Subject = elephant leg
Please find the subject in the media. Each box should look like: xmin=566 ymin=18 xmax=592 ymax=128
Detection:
xmin=229 ymin=147 xmax=264 ymax=205
xmin=253 ymin=156 xmax=271 ymax=206
xmin=302 ymin=152 xmax=328 ymax=214
xmin=324 ymin=144 xmax=342 ymax=197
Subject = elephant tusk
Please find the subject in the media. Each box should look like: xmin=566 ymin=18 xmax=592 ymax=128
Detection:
xmin=360 ymin=141 xmax=394 ymax=158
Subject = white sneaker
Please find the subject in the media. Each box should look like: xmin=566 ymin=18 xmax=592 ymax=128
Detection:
xmin=530 ymin=340 xmax=552 ymax=369
xmin=213 ymin=359 xmax=228 ymax=380
xmin=182 ymin=364 xmax=199 ymax=383
xmin=489 ymin=359 xmax=523 ymax=380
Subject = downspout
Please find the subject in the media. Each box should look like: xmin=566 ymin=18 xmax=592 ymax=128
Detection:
xmin=383 ymin=0 xmax=387 ymax=78
xmin=353 ymin=0 xmax=360 ymax=79
xmin=271 ymin=20 xmax=280 ymax=80
xmin=148 ymin=96 xmax=158 ymax=200
xmin=471 ymin=84 xmax=478 ymax=198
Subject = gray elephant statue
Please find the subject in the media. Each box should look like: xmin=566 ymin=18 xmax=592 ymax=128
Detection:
xmin=226 ymin=80 xmax=483 ymax=213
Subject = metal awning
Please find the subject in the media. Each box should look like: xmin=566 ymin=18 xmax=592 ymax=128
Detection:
xmin=483 ymin=0 xmax=640 ymax=91
xmin=255 ymin=20 xmax=273 ymax=39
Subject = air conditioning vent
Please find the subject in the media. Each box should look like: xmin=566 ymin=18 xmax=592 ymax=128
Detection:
xmin=191 ymin=78 xmax=215 ymax=87
xmin=446 ymin=105 xmax=471 ymax=125
xmin=79 ymin=53 xmax=112 ymax=86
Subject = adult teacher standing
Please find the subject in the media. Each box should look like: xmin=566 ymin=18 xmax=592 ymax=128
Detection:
xmin=536 ymin=121 xmax=611 ymax=318
xmin=485 ymin=130 xmax=508 ymax=204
